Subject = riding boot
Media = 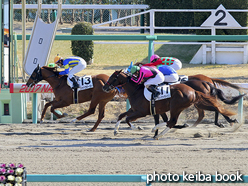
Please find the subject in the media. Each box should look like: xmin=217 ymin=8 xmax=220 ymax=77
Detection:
xmin=147 ymin=85 xmax=160 ymax=99
xmin=70 ymin=77 xmax=79 ymax=89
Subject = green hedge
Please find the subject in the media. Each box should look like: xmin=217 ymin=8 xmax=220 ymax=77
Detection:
xmin=193 ymin=0 xmax=247 ymax=35
xmin=144 ymin=0 xmax=195 ymax=34
xmin=71 ymin=22 xmax=94 ymax=64
xmin=144 ymin=0 xmax=247 ymax=35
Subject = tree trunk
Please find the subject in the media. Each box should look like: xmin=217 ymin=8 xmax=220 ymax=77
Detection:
xmin=109 ymin=9 xmax=112 ymax=26
xmin=91 ymin=10 xmax=94 ymax=24
xmin=115 ymin=10 xmax=120 ymax=26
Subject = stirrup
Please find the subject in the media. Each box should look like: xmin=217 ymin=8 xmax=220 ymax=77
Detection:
xmin=72 ymin=83 xmax=79 ymax=89
xmin=153 ymin=91 xmax=160 ymax=99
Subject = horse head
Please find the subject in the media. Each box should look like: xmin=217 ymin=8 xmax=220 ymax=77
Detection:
xmin=26 ymin=65 xmax=59 ymax=87
xmin=102 ymin=70 xmax=129 ymax=93
xmin=26 ymin=64 xmax=43 ymax=87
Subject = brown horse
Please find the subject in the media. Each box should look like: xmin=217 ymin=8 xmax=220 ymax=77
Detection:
xmin=26 ymin=65 xmax=117 ymax=132
xmin=102 ymin=70 xmax=236 ymax=139
xmin=152 ymin=80 xmax=244 ymax=137
xmin=153 ymin=74 xmax=244 ymax=130
xmin=135 ymin=61 xmax=243 ymax=127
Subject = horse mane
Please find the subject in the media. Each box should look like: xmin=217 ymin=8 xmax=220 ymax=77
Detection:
xmin=134 ymin=62 xmax=145 ymax=67
xmin=42 ymin=66 xmax=68 ymax=81
xmin=42 ymin=66 xmax=57 ymax=72
xmin=120 ymin=71 xmax=144 ymax=90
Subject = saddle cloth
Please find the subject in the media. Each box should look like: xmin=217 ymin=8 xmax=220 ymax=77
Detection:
xmin=144 ymin=85 xmax=171 ymax=101
xmin=67 ymin=75 xmax=93 ymax=90
xmin=143 ymin=75 xmax=188 ymax=101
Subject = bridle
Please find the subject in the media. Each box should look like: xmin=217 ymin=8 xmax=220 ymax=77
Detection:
xmin=105 ymin=71 xmax=127 ymax=90
xmin=30 ymin=66 xmax=43 ymax=83
xmin=105 ymin=71 xmax=140 ymax=99
xmin=29 ymin=65 xmax=58 ymax=86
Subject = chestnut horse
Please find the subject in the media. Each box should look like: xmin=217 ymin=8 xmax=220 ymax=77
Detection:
xmin=102 ymin=70 xmax=236 ymax=139
xmin=26 ymin=65 xmax=117 ymax=132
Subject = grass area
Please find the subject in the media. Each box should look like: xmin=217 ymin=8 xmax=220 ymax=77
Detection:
xmin=16 ymin=31 xmax=248 ymax=120
xmin=16 ymin=33 xmax=248 ymax=81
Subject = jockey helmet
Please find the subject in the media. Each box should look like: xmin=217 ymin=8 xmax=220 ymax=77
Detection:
xmin=54 ymin=55 xmax=63 ymax=64
xmin=131 ymin=65 xmax=140 ymax=74
xmin=150 ymin=54 xmax=160 ymax=63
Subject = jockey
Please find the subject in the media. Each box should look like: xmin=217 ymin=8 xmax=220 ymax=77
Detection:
xmin=54 ymin=55 xmax=87 ymax=89
xmin=130 ymin=65 xmax=164 ymax=99
xmin=155 ymin=65 xmax=178 ymax=84
xmin=141 ymin=54 xmax=180 ymax=83
xmin=149 ymin=54 xmax=182 ymax=71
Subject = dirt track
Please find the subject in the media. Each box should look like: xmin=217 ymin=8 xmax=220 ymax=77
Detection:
xmin=0 ymin=119 xmax=247 ymax=186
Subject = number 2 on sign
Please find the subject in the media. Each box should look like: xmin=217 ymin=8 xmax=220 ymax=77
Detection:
xmin=214 ymin=10 xmax=227 ymax=26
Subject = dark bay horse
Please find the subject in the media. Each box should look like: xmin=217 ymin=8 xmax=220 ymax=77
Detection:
xmin=154 ymin=79 xmax=244 ymax=130
xmin=135 ymin=62 xmax=244 ymax=126
xmin=26 ymin=65 xmax=117 ymax=132
xmin=188 ymin=74 xmax=244 ymax=125
xmin=102 ymin=70 xmax=236 ymax=139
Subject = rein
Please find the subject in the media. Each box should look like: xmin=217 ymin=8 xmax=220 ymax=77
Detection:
xmin=107 ymin=71 xmax=139 ymax=99
xmin=32 ymin=66 xmax=62 ymax=89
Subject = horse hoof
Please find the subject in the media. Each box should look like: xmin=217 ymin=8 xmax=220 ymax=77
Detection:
xmin=71 ymin=119 xmax=77 ymax=123
xmin=114 ymin=131 xmax=118 ymax=136
xmin=63 ymin=113 xmax=68 ymax=116
xmin=40 ymin=120 xmax=43 ymax=124
xmin=216 ymin=123 xmax=225 ymax=128
xmin=183 ymin=123 xmax=190 ymax=128
xmin=137 ymin=126 xmax=143 ymax=130
xmin=153 ymin=136 xmax=159 ymax=140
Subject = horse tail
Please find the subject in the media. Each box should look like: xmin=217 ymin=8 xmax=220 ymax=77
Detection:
xmin=215 ymin=89 xmax=246 ymax=104
xmin=211 ymin=78 xmax=243 ymax=91
xmin=206 ymin=82 xmax=246 ymax=105
xmin=194 ymin=91 xmax=236 ymax=117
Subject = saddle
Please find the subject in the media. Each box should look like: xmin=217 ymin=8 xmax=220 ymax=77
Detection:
xmin=145 ymin=76 xmax=189 ymax=115
xmin=67 ymin=75 xmax=94 ymax=104
xmin=67 ymin=75 xmax=93 ymax=90
xmin=178 ymin=75 xmax=188 ymax=82
xmin=143 ymin=85 xmax=171 ymax=115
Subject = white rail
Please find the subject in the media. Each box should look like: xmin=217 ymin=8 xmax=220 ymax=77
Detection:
xmin=13 ymin=4 xmax=149 ymax=10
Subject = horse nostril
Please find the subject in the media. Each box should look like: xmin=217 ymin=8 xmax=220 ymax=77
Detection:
xmin=102 ymin=86 xmax=109 ymax=93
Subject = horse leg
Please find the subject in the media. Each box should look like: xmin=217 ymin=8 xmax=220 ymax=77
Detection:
xmin=115 ymin=110 xmax=144 ymax=136
xmin=191 ymin=106 xmax=205 ymax=128
xmin=221 ymin=114 xmax=238 ymax=127
xmin=153 ymin=114 xmax=160 ymax=138
xmin=155 ymin=109 xmax=184 ymax=140
xmin=40 ymin=100 xmax=68 ymax=123
xmin=50 ymin=101 xmax=70 ymax=119
xmin=114 ymin=111 xmax=129 ymax=135
xmin=73 ymin=99 xmax=99 ymax=122
xmin=152 ymin=122 xmax=167 ymax=132
xmin=115 ymin=109 xmax=142 ymax=136
xmin=213 ymin=111 xmax=225 ymax=128
xmin=89 ymin=101 xmax=108 ymax=132
xmin=160 ymin=113 xmax=168 ymax=122
xmin=40 ymin=101 xmax=53 ymax=123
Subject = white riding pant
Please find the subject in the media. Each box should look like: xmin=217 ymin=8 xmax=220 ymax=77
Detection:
xmin=144 ymin=72 xmax=165 ymax=88
xmin=164 ymin=73 xmax=179 ymax=83
xmin=170 ymin=58 xmax=182 ymax=71
xmin=68 ymin=59 xmax=87 ymax=79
